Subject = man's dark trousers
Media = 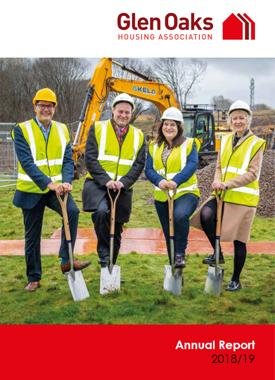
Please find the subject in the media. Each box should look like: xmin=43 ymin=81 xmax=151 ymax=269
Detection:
xmin=92 ymin=196 xmax=123 ymax=265
xmin=22 ymin=191 xmax=79 ymax=282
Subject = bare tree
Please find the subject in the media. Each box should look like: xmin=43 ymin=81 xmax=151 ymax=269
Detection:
xmin=153 ymin=58 xmax=207 ymax=109
xmin=32 ymin=58 xmax=90 ymax=123
xmin=0 ymin=58 xmax=36 ymax=122
xmin=0 ymin=58 xmax=90 ymax=124
xmin=108 ymin=58 xmax=157 ymax=122
xmin=212 ymin=95 xmax=232 ymax=110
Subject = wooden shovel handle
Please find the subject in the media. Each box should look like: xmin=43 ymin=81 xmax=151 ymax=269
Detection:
xmin=107 ymin=188 xmax=121 ymax=235
xmin=166 ymin=190 xmax=176 ymax=237
xmin=215 ymin=190 xmax=225 ymax=237
xmin=56 ymin=193 xmax=71 ymax=241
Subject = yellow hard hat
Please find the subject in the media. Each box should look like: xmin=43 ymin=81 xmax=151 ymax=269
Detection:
xmin=33 ymin=88 xmax=57 ymax=106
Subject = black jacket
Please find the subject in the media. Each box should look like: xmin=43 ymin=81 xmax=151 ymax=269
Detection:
xmin=82 ymin=122 xmax=146 ymax=223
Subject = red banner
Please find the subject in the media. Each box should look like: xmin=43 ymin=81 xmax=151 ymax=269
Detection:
xmin=0 ymin=325 xmax=273 ymax=379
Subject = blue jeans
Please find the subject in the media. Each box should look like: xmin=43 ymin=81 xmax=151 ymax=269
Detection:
xmin=155 ymin=193 xmax=199 ymax=263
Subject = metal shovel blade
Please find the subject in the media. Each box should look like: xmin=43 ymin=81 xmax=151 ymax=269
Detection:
xmin=204 ymin=266 xmax=224 ymax=296
xmin=65 ymin=270 xmax=90 ymax=301
xmin=100 ymin=265 xmax=120 ymax=295
xmin=163 ymin=265 xmax=183 ymax=296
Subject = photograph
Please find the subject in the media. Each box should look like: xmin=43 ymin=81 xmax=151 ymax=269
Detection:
xmin=0 ymin=0 xmax=274 ymax=378
xmin=0 ymin=57 xmax=274 ymax=325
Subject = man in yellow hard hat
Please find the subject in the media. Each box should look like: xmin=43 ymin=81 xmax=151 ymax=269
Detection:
xmin=12 ymin=88 xmax=90 ymax=291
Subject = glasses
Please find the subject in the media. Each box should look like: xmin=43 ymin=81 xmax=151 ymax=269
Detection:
xmin=36 ymin=103 xmax=55 ymax=110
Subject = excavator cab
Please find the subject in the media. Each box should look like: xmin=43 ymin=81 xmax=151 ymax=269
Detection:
xmin=182 ymin=108 xmax=216 ymax=159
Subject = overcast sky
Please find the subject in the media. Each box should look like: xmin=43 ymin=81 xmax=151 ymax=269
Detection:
xmin=190 ymin=58 xmax=275 ymax=108
xmin=88 ymin=58 xmax=275 ymax=109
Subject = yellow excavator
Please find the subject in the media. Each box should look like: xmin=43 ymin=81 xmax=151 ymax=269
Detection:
xmin=72 ymin=58 xmax=219 ymax=177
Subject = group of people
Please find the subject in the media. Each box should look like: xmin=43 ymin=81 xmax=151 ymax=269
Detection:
xmin=12 ymin=89 xmax=265 ymax=293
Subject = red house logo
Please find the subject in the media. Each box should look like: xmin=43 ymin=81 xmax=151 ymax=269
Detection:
xmin=223 ymin=13 xmax=255 ymax=40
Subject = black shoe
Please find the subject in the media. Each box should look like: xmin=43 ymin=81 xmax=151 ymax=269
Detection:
xmin=175 ymin=255 xmax=186 ymax=268
xmin=202 ymin=253 xmax=225 ymax=265
xmin=225 ymin=280 xmax=242 ymax=292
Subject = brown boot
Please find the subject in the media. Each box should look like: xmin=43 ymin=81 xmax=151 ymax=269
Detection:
xmin=61 ymin=260 xmax=91 ymax=274
xmin=24 ymin=281 xmax=40 ymax=291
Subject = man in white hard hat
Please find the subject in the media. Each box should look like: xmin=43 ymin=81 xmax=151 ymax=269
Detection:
xmin=83 ymin=93 xmax=145 ymax=268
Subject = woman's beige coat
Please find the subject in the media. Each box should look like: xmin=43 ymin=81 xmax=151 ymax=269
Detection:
xmin=191 ymin=130 xmax=265 ymax=243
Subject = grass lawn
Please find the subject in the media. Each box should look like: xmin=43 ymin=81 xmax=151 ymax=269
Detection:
xmin=0 ymin=179 xmax=274 ymax=324
xmin=1 ymin=179 xmax=275 ymax=240
xmin=0 ymin=253 xmax=274 ymax=324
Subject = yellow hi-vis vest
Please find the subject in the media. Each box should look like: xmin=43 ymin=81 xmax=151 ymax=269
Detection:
xmin=86 ymin=120 xmax=144 ymax=181
xmin=13 ymin=119 xmax=70 ymax=193
xmin=221 ymin=133 xmax=266 ymax=207
xmin=149 ymin=138 xmax=200 ymax=202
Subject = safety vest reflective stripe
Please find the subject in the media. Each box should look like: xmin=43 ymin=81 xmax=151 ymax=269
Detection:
xmin=25 ymin=121 xmax=36 ymax=160
xmin=24 ymin=121 xmax=66 ymax=165
xmin=241 ymin=137 xmax=259 ymax=170
xmin=134 ymin=128 xmax=139 ymax=156
xmin=34 ymin=159 xmax=63 ymax=167
xmin=153 ymin=141 xmax=188 ymax=178
xmin=177 ymin=184 xmax=198 ymax=193
xmin=221 ymin=135 xmax=260 ymax=174
xmin=222 ymin=166 xmax=247 ymax=175
xmin=16 ymin=119 xmax=69 ymax=194
xmin=97 ymin=121 xmax=141 ymax=165
xmin=119 ymin=158 xmax=134 ymax=166
xmin=154 ymin=184 xmax=198 ymax=192
xmin=97 ymin=121 xmax=115 ymax=160
xmin=180 ymin=140 xmax=188 ymax=168
xmin=156 ymin=169 xmax=165 ymax=176
xmin=18 ymin=173 xmax=62 ymax=182
xmin=87 ymin=120 xmax=144 ymax=182
xmin=105 ymin=171 xmax=122 ymax=180
xmin=166 ymin=172 xmax=178 ymax=179
xmin=231 ymin=187 xmax=259 ymax=196
xmin=220 ymin=134 xmax=228 ymax=156
xmin=150 ymin=138 xmax=200 ymax=201
xmin=56 ymin=122 xmax=67 ymax=159
xmin=152 ymin=143 xmax=157 ymax=158
xmin=220 ymin=133 xmax=265 ymax=207
xmin=153 ymin=141 xmax=188 ymax=173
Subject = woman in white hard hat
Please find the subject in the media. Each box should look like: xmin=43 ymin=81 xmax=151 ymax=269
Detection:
xmin=192 ymin=100 xmax=266 ymax=291
xmin=145 ymin=107 xmax=200 ymax=268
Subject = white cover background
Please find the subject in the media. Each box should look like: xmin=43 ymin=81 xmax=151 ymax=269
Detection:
xmin=1 ymin=0 xmax=274 ymax=57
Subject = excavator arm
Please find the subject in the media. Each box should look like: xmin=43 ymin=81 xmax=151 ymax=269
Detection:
xmin=72 ymin=58 xmax=180 ymax=175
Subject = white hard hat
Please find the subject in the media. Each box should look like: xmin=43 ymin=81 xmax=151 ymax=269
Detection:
xmin=112 ymin=93 xmax=135 ymax=110
xmin=229 ymin=100 xmax=251 ymax=115
xmin=161 ymin=107 xmax=183 ymax=123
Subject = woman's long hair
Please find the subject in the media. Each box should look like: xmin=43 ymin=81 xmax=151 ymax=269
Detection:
xmin=156 ymin=120 xmax=185 ymax=148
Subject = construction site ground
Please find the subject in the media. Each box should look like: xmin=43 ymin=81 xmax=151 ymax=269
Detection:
xmin=0 ymin=227 xmax=274 ymax=256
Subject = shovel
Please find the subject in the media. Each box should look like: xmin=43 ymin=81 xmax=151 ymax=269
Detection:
xmin=163 ymin=190 xmax=183 ymax=296
xmin=204 ymin=190 xmax=225 ymax=296
xmin=57 ymin=193 xmax=90 ymax=302
xmin=100 ymin=188 xmax=121 ymax=295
